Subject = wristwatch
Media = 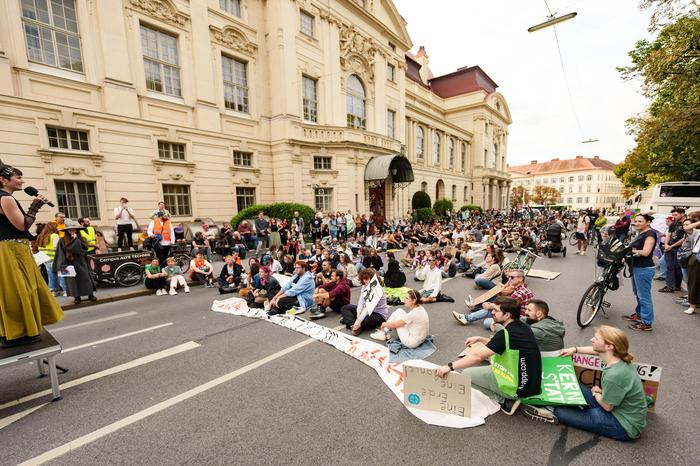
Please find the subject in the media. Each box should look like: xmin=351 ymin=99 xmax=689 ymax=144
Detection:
xmin=447 ymin=362 xmax=454 ymax=371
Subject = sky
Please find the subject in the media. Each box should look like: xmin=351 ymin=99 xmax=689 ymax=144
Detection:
xmin=393 ymin=0 xmax=655 ymax=167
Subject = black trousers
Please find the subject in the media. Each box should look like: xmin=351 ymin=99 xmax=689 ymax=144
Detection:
xmin=145 ymin=277 xmax=168 ymax=290
xmin=117 ymin=224 xmax=133 ymax=249
xmin=340 ymin=304 xmax=385 ymax=330
xmin=154 ymin=243 xmax=171 ymax=266
xmin=272 ymin=296 xmax=298 ymax=314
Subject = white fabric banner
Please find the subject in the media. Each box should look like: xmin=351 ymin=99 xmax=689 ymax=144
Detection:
xmin=211 ymin=297 xmax=499 ymax=428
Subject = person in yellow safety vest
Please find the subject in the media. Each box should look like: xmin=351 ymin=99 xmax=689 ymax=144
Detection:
xmin=35 ymin=222 xmax=66 ymax=295
xmin=78 ymin=217 xmax=97 ymax=253
xmin=51 ymin=212 xmax=66 ymax=237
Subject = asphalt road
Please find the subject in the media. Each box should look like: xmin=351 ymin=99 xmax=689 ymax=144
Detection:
xmin=0 ymin=249 xmax=697 ymax=466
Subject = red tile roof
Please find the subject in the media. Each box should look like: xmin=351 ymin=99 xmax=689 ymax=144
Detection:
xmin=404 ymin=52 xmax=498 ymax=96
xmin=508 ymin=156 xmax=617 ymax=175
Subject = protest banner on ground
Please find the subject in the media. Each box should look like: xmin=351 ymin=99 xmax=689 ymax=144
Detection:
xmin=403 ymin=364 xmax=471 ymax=418
xmin=211 ymin=297 xmax=500 ymax=428
xmin=522 ymin=357 xmax=586 ymax=406
xmin=572 ymin=353 xmax=662 ymax=411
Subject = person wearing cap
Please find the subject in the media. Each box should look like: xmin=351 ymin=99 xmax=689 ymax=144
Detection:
xmin=148 ymin=211 xmax=176 ymax=265
xmin=0 ymin=160 xmax=63 ymax=347
xmin=53 ymin=219 xmax=96 ymax=305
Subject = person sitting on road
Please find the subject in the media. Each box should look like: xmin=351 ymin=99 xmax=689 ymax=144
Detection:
xmin=315 ymin=259 xmax=334 ymax=286
xmin=436 ymin=296 xmax=542 ymax=415
xmin=339 ymin=252 xmax=361 ymax=287
xmin=268 ymin=260 xmax=315 ymax=315
xmin=340 ymin=268 xmax=388 ymax=335
xmin=309 ymin=269 xmax=351 ymax=319
xmin=473 ymin=252 xmax=502 ymax=289
xmin=453 ymin=269 xmax=533 ymax=327
xmin=419 ymin=256 xmax=443 ymax=303
xmin=218 ymin=253 xmax=243 ymax=294
xmin=163 ymin=256 xmax=189 ymax=295
xmin=281 ymin=254 xmax=295 ymax=275
xmin=362 ymin=248 xmax=384 ymax=273
xmin=440 ymin=252 xmax=457 ymax=278
xmin=492 ymin=299 xmax=565 ymax=353
xmin=144 ymin=258 xmax=169 ymax=296
xmin=383 ymin=251 xmax=406 ymax=288
xmin=523 ymin=326 xmax=648 ymax=441
xmin=247 ymin=266 xmax=281 ymax=309
xmin=457 ymin=243 xmax=475 ymax=272
xmin=370 ymin=289 xmax=429 ymax=348
xmin=189 ymin=251 xmax=214 ymax=287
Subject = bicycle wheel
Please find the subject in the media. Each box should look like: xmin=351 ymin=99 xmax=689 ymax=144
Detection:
xmin=577 ymin=283 xmax=605 ymax=328
xmin=568 ymin=232 xmax=578 ymax=246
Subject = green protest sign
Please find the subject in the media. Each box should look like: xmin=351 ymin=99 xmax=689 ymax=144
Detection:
xmin=522 ymin=356 xmax=586 ymax=406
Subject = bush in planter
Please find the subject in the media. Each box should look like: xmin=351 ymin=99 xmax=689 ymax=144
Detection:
xmin=460 ymin=204 xmax=482 ymax=213
xmin=412 ymin=191 xmax=432 ymax=210
xmin=413 ymin=207 xmax=434 ymax=223
xmin=230 ymin=203 xmax=315 ymax=231
xmin=432 ymin=198 xmax=454 ymax=217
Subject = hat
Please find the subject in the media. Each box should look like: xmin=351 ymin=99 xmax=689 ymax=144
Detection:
xmin=62 ymin=219 xmax=85 ymax=231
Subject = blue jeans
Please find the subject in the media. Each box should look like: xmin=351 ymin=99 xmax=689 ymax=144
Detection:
xmin=465 ymin=307 xmax=490 ymax=323
xmin=45 ymin=260 xmax=65 ymax=292
xmin=553 ymin=386 xmax=631 ymax=441
xmin=632 ymin=266 xmax=655 ymax=325
xmin=475 ymin=277 xmax=496 ymax=290
xmin=657 ymin=254 xmax=666 ymax=279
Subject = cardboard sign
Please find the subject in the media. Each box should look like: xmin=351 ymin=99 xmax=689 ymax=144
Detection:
xmin=403 ymin=364 xmax=471 ymax=418
xmin=572 ymin=353 xmax=662 ymax=411
xmin=522 ymin=357 xmax=586 ymax=406
xmin=467 ymin=283 xmax=503 ymax=307
xmin=527 ymin=269 xmax=561 ymax=280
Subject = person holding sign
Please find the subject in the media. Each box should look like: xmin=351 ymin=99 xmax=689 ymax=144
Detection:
xmin=524 ymin=326 xmax=647 ymax=441
xmin=436 ymin=297 xmax=542 ymax=415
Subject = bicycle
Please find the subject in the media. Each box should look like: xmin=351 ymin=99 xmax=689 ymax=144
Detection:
xmin=576 ymin=242 xmax=632 ymax=327
xmin=568 ymin=229 xmax=598 ymax=248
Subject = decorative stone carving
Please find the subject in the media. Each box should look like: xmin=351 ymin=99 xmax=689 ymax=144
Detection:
xmin=169 ymin=173 xmax=183 ymax=180
xmin=339 ymin=25 xmax=379 ymax=83
xmin=318 ymin=9 xmax=343 ymax=28
xmin=127 ymin=0 xmax=188 ymax=28
xmin=210 ymin=25 xmax=257 ymax=56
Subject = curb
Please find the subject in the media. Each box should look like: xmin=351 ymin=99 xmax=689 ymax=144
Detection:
xmin=60 ymin=288 xmax=153 ymax=311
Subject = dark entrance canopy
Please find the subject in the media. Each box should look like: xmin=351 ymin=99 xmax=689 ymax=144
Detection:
xmin=364 ymin=154 xmax=415 ymax=183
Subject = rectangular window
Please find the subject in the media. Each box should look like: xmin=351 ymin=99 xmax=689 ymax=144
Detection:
xmin=55 ymin=180 xmax=98 ymax=219
xmin=386 ymin=109 xmax=395 ymax=139
xmin=577 ymin=197 xmax=582 ymax=203
xmin=569 ymin=176 xmax=574 ymax=182
xmin=585 ymin=196 xmax=590 ymax=203
xmin=551 ymin=177 xmax=557 ymax=183
xmin=22 ymin=0 xmax=84 ymax=72
xmin=47 ymin=127 xmax=89 ymax=151
xmin=302 ymin=76 xmax=318 ymax=122
xmin=587 ymin=185 xmax=591 ymax=192
xmin=220 ymin=0 xmax=241 ymax=17
xmin=586 ymin=174 xmax=593 ymax=181
xmin=157 ymin=141 xmax=185 ymax=161
xmin=162 ymin=184 xmax=191 ymax=216
xmin=569 ymin=186 xmax=572 ymax=193
xmin=314 ymin=187 xmax=332 ymax=211
xmin=233 ymin=151 xmax=253 ymax=167
xmin=578 ymin=175 xmax=584 ymax=181
xmin=313 ymin=156 xmax=332 ymax=170
xmin=236 ymin=187 xmax=256 ymax=211
xmin=300 ymin=10 xmax=314 ymax=37
xmin=387 ymin=63 xmax=395 ymax=82
xmin=140 ymin=25 xmax=181 ymax=96
xmin=559 ymin=177 xmax=565 ymax=183
xmin=567 ymin=197 xmax=573 ymax=204
xmin=559 ymin=187 xmax=564 ymax=193
xmin=222 ymin=55 xmax=249 ymax=113
xmin=463 ymin=186 xmax=468 ymax=200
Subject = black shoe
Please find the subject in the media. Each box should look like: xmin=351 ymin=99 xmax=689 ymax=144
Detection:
xmin=88 ymin=295 xmax=97 ymax=302
xmin=500 ymin=399 xmax=521 ymax=416
xmin=74 ymin=297 xmax=82 ymax=304
xmin=658 ymin=286 xmax=674 ymax=293
xmin=309 ymin=310 xmax=326 ymax=320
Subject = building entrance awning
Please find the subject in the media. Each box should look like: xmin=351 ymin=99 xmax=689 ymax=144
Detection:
xmin=364 ymin=154 xmax=415 ymax=183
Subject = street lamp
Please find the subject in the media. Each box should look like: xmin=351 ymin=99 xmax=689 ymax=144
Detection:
xmin=527 ymin=12 xmax=577 ymax=32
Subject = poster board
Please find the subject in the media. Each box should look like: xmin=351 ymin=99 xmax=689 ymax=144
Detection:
xmin=572 ymin=353 xmax=662 ymax=411
xmin=527 ymin=269 xmax=561 ymax=280
xmin=403 ymin=364 xmax=471 ymax=418
xmin=467 ymin=283 xmax=503 ymax=307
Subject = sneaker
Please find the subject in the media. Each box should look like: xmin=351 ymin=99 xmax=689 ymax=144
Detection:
xmin=658 ymin=286 xmax=675 ymax=293
xmin=324 ymin=307 xmax=333 ymax=314
xmin=62 ymin=292 xmax=68 ymax=297
xmin=522 ymin=405 xmax=559 ymax=424
xmin=339 ymin=317 xmax=348 ymax=325
xmin=678 ymin=299 xmax=690 ymax=307
xmin=161 ymin=289 xmax=168 ymax=296
xmin=287 ymin=306 xmax=306 ymax=315
xmin=629 ymin=322 xmax=653 ymax=331
xmin=184 ymin=287 xmax=191 ymax=293
xmin=622 ymin=313 xmax=641 ymax=322
xmin=309 ymin=310 xmax=326 ymax=320
xmin=684 ymin=307 xmax=696 ymax=315
xmin=169 ymin=289 xmax=178 ymax=296
xmin=263 ymin=300 xmax=271 ymax=312
xmin=370 ymin=329 xmax=388 ymax=341
xmin=580 ymin=251 xmax=587 ymax=256
xmin=500 ymin=399 xmax=521 ymax=416
xmin=156 ymin=289 xmax=164 ymax=296
xmin=452 ymin=311 xmax=470 ymax=326
xmin=676 ymin=295 xmax=689 ymax=302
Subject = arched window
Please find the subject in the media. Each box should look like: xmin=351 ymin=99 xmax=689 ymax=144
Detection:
xmin=420 ymin=181 xmax=427 ymax=192
xmin=448 ymin=138 xmax=454 ymax=168
xmin=433 ymin=131 xmax=441 ymax=164
xmin=346 ymin=75 xmax=366 ymax=129
xmin=415 ymin=126 xmax=424 ymax=159
xmin=461 ymin=143 xmax=467 ymax=172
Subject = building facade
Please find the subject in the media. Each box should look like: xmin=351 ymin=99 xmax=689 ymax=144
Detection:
xmin=508 ymin=156 xmax=625 ymax=210
xmin=0 ymin=0 xmax=511 ymax=228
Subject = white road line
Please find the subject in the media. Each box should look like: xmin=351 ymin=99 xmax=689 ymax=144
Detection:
xmin=49 ymin=312 xmax=138 ymax=333
xmin=18 ymin=333 xmax=331 ymax=465
xmin=0 ymin=341 xmax=200 ymax=412
xmin=0 ymin=403 xmax=48 ymax=430
xmin=62 ymin=323 xmax=173 ymax=353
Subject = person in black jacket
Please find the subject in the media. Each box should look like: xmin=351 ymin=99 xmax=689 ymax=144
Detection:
xmin=218 ymin=253 xmax=243 ymax=294
xmin=363 ymin=248 xmax=384 ymax=271
xmin=383 ymin=252 xmax=406 ymax=288
xmin=247 ymin=266 xmax=281 ymax=308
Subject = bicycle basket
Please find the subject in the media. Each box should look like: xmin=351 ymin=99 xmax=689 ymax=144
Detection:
xmin=597 ymin=239 xmax=631 ymax=267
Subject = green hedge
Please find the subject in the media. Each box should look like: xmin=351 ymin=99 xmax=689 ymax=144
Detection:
xmin=412 ymin=191 xmax=432 ymax=209
xmin=413 ymin=207 xmax=434 ymax=223
xmin=230 ymin=203 xmax=315 ymax=230
xmin=432 ymin=198 xmax=454 ymax=217
xmin=460 ymin=204 xmax=482 ymax=213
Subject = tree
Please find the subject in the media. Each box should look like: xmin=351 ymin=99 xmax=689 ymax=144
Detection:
xmin=530 ymin=185 xmax=561 ymax=205
xmin=615 ymin=13 xmax=700 ymax=188
xmin=412 ymin=191 xmax=432 ymax=209
xmin=510 ymin=185 xmax=530 ymax=206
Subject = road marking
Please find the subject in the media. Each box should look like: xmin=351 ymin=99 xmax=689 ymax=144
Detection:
xmin=0 ymin=403 xmax=48 ymax=430
xmin=62 ymin=323 xmax=173 ymax=353
xmin=18 ymin=331 xmax=334 ymax=465
xmin=0 ymin=341 xmax=200 ymax=412
xmin=49 ymin=312 xmax=138 ymax=333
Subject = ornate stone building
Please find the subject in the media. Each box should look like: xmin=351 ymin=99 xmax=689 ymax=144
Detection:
xmin=0 ymin=0 xmax=511 ymax=227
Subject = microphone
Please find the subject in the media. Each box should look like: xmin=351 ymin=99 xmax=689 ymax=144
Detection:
xmin=24 ymin=186 xmax=55 ymax=207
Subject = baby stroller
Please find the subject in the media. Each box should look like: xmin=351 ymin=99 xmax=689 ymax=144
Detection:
xmin=543 ymin=223 xmax=566 ymax=258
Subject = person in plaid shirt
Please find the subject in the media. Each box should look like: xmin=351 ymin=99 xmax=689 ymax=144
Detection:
xmin=452 ymin=269 xmax=534 ymax=329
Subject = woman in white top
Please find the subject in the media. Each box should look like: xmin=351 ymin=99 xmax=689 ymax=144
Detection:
xmin=114 ymin=197 xmax=135 ymax=251
xmin=371 ymin=289 xmax=429 ymax=348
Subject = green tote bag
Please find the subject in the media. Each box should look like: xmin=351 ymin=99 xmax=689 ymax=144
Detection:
xmin=490 ymin=328 xmax=520 ymax=398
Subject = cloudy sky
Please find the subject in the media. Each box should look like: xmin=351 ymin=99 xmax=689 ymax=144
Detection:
xmin=394 ymin=0 xmax=654 ymax=166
